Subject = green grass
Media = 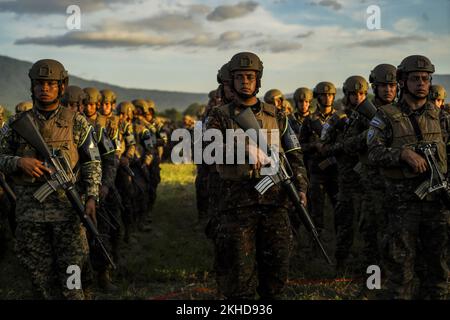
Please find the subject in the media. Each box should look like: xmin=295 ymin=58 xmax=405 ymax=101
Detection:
xmin=0 ymin=163 xmax=366 ymax=300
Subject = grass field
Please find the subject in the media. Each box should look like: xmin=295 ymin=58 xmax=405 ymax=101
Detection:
xmin=0 ymin=163 xmax=365 ymax=300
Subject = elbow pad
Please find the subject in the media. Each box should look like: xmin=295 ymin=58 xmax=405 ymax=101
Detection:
xmin=79 ymin=126 xmax=101 ymax=163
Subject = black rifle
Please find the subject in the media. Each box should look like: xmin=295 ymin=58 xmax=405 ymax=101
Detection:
xmin=233 ymin=108 xmax=332 ymax=265
xmin=0 ymin=172 xmax=17 ymax=235
xmin=120 ymin=162 xmax=145 ymax=194
xmin=10 ymin=112 xmax=116 ymax=269
xmin=414 ymin=143 xmax=450 ymax=208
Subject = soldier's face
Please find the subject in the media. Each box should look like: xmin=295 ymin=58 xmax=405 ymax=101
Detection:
xmin=68 ymin=102 xmax=79 ymax=112
xmin=33 ymin=80 xmax=59 ymax=104
xmin=102 ymin=102 xmax=112 ymax=115
xmin=433 ymin=99 xmax=445 ymax=108
xmin=298 ymin=100 xmax=310 ymax=114
xmin=273 ymin=96 xmax=283 ymax=109
xmin=233 ymin=71 xmax=257 ymax=96
xmin=377 ymin=83 xmax=397 ymax=103
xmin=318 ymin=94 xmax=334 ymax=107
xmin=85 ymin=103 xmax=97 ymax=117
xmin=348 ymin=91 xmax=366 ymax=107
xmin=145 ymin=112 xmax=153 ymax=122
xmin=406 ymin=71 xmax=431 ymax=98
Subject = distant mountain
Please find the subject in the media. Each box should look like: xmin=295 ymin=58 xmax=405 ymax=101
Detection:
xmin=0 ymin=55 xmax=207 ymax=112
xmin=432 ymin=75 xmax=450 ymax=92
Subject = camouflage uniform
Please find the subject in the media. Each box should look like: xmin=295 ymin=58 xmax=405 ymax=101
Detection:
xmin=299 ymin=109 xmax=339 ymax=232
xmin=368 ymin=100 xmax=449 ymax=299
xmin=0 ymin=106 xmax=101 ymax=299
xmin=206 ymin=101 xmax=308 ymax=299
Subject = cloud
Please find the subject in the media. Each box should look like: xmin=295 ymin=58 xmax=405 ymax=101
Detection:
xmin=254 ymin=40 xmax=302 ymax=53
xmin=350 ymin=35 xmax=427 ymax=48
xmin=310 ymin=0 xmax=342 ymax=11
xmin=15 ymin=31 xmax=172 ymax=48
xmin=0 ymin=0 xmax=133 ymax=15
xmin=129 ymin=13 xmax=203 ymax=33
xmin=394 ymin=18 xmax=419 ymax=33
xmin=296 ymin=31 xmax=314 ymax=39
xmin=206 ymin=1 xmax=259 ymax=22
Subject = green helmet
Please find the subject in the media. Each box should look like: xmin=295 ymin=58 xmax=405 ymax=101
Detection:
xmin=15 ymin=101 xmax=33 ymax=114
xmin=293 ymin=87 xmax=313 ymax=102
xmin=313 ymin=81 xmax=336 ymax=98
xmin=62 ymin=85 xmax=85 ymax=105
xmin=28 ymin=59 xmax=68 ymax=82
xmin=217 ymin=63 xmax=232 ymax=84
xmin=145 ymin=99 xmax=156 ymax=111
xmin=132 ymin=99 xmax=150 ymax=113
xmin=397 ymin=55 xmax=435 ymax=80
xmin=83 ymin=87 xmax=101 ymax=105
xmin=264 ymin=89 xmax=284 ymax=105
xmin=100 ymin=89 xmax=117 ymax=104
xmin=229 ymin=52 xmax=264 ymax=77
xmin=118 ymin=101 xmax=135 ymax=114
xmin=429 ymin=84 xmax=447 ymax=100
xmin=369 ymin=64 xmax=397 ymax=84
xmin=343 ymin=76 xmax=369 ymax=96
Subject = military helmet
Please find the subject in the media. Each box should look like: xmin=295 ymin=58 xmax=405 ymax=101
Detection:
xmin=293 ymin=87 xmax=313 ymax=102
xmin=29 ymin=59 xmax=68 ymax=82
xmin=100 ymin=89 xmax=117 ymax=104
xmin=217 ymin=63 xmax=232 ymax=84
xmin=369 ymin=64 xmax=397 ymax=84
xmin=343 ymin=76 xmax=369 ymax=95
xmin=208 ymin=90 xmax=217 ymax=100
xmin=264 ymin=89 xmax=284 ymax=105
xmin=145 ymin=99 xmax=156 ymax=111
xmin=397 ymin=55 xmax=435 ymax=79
xmin=83 ymin=87 xmax=101 ymax=105
xmin=228 ymin=52 xmax=264 ymax=77
xmin=429 ymin=84 xmax=447 ymax=100
xmin=62 ymin=85 xmax=85 ymax=105
xmin=0 ymin=105 xmax=5 ymax=115
xmin=132 ymin=99 xmax=150 ymax=113
xmin=118 ymin=101 xmax=135 ymax=114
xmin=313 ymin=81 xmax=336 ymax=98
xmin=15 ymin=101 xmax=33 ymax=114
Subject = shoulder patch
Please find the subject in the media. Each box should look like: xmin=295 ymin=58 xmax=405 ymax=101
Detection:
xmin=366 ymin=127 xmax=376 ymax=145
xmin=0 ymin=123 xmax=9 ymax=136
xmin=369 ymin=115 xmax=386 ymax=130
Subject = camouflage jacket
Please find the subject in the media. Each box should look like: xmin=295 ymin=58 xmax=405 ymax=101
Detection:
xmin=206 ymin=100 xmax=308 ymax=210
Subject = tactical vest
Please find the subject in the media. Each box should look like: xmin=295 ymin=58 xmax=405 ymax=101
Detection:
xmin=216 ymin=102 xmax=283 ymax=181
xmin=13 ymin=107 xmax=79 ymax=185
xmin=380 ymin=103 xmax=447 ymax=179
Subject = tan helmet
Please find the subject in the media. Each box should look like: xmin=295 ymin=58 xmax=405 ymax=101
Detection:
xmin=429 ymin=84 xmax=447 ymax=100
xmin=343 ymin=76 xmax=369 ymax=96
xmin=83 ymin=87 xmax=101 ymax=105
xmin=229 ymin=52 xmax=264 ymax=75
xmin=313 ymin=81 xmax=336 ymax=98
xmin=132 ymin=99 xmax=150 ymax=114
xmin=217 ymin=62 xmax=232 ymax=84
xmin=145 ymin=99 xmax=156 ymax=112
xmin=15 ymin=101 xmax=33 ymax=114
xmin=118 ymin=101 xmax=135 ymax=114
xmin=369 ymin=64 xmax=397 ymax=84
xmin=29 ymin=59 xmax=68 ymax=82
xmin=0 ymin=105 xmax=5 ymax=116
xmin=397 ymin=55 xmax=435 ymax=80
xmin=293 ymin=87 xmax=313 ymax=102
xmin=100 ymin=89 xmax=117 ymax=104
xmin=264 ymin=89 xmax=284 ymax=105
xmin=62 ymin=85 xmax=85 ymax=105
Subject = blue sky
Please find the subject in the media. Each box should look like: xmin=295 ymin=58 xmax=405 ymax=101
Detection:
xmin=0 ymin=0 xmax=449 ymax=94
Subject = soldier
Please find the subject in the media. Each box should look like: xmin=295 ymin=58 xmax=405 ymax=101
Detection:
xmin=61 ymin=85 xmax=85 ymax=113
xmin=321 ymin=76 xmax=368 ymax=271
xmin=370 ymin=64 xmax=398 ymax=108
xmin=82 ymin=87 xmax=118 ymax=291
xmin=264 ymin=89 xmax=285 ymax=110
xmin=206 ymin=52 xmax=308 ymax=299
xmin=367 ymin=55 xmax=449 ymax=299
xmin=15 ymin=101 xmax=33 ymax=114
xmin=0 ymin=59 xmax=101 ymax=299
xmin=299 ymin=82 xmax=339 ymax=235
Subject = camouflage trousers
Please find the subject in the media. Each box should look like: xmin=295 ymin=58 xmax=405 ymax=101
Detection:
xmin=308 ymin=172 xmax=339 ymax=231
xmin=380 ymin=180 xmax=449 ymax=299
xmin=214 ymin=205 xmax=293 ymax=299
xmin=359 ymin=164 xmax=386 ymax=267
xmin=15 ymin=219 xmax=88 ymax=300
xmin=334 ymin=172 xmax=362 ymax=263
xmin=195 ymin=165 xmax=210 ymax=221
xmin=205 ymin=171 xmax=221 ymax=240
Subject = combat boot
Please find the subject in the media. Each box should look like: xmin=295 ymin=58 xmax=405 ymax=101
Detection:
xmin=98 ymin=270 xmax=118 ymax=292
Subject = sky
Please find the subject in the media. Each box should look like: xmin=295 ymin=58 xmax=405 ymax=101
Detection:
xmin=0 ymin=0 xmax=449 ymax=94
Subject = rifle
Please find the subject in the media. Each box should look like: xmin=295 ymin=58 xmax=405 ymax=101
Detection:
xmin=0 ymin=172 xmax=17 ymax=235
xmin=10 ymin=112 xmax=116 ymax=269
xmin=120 ymin=161 xmax=145 ymax=194
xmin=414 ymin=143 xmax=450 ymax=208
xmin=233 ymin=108 xmax=333 ymax=265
